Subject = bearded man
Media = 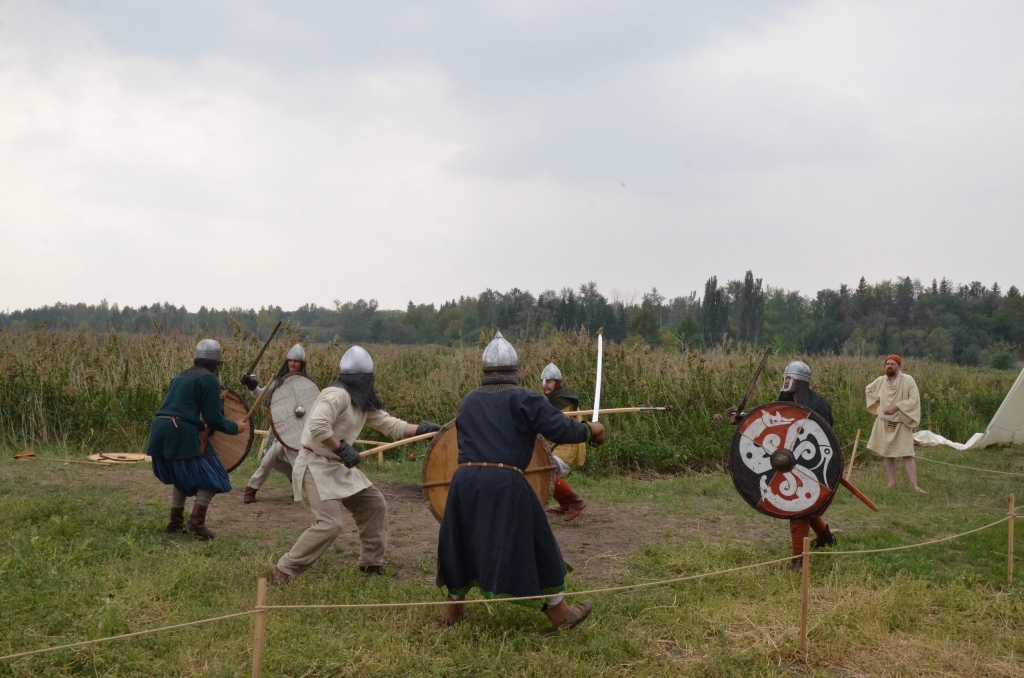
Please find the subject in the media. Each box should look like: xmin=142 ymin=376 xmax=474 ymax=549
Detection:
xmin=272 ymin=346 xmax=440 ymax=583
xmin=437 ymin=332 xmax=605 ymax=630
xmin=777 ymin=360 xmax=837 ymax=570
xmin=866 ymin=354 xmax=925 ymax=493
xmin=541 ymin=362 xmax=588 ymax=522
xmin=239 ymin=343 xmax=307 ymax=503
xmin=147 ymin=339 xmax=249 ymax=539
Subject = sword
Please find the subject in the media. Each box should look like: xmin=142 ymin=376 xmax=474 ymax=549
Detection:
xmin=590 ymin=329 xmax=603 ymax=446
xmin=592 ymin=329 xmax=603 ymax=424
xmin=244 ymin=320 xmax=283 ymax=378
xmin=726 ymin=347 xmax=773 ymax=424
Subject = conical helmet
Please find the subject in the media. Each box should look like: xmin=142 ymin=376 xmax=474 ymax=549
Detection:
xmin=482 ymin=331 xmax=518 ymax=372
xmin=782 ymin=360 xmax=811 ymax=384
xmin=194 ymin=339 xmax=222 ymax=362
xmin=541 ymin=362 xmax=562 ymax=382
xmin=339 ymin=346 xmax=373 ymax=374
xmin=286 ymin=343 xmax=307 ymax=362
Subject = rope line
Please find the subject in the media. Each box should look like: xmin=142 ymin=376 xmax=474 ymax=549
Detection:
xmin=0 ymin=512 xmax=1016 ymax=663
xmin=0 ymin=610 xmax=258 ymax=662
xmin=261 ymin=557 xmax=795 ymax=611
xmin=916 ymin=456 xmax=1024 ymax=477
xmin=812 ymin=516 xmax=1010 ymax=556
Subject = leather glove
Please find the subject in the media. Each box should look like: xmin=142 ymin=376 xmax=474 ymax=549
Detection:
xmin=415 ymin=421 xmax=442 ymax=435
xmin=586 ymin=421 xmax=606 ymax=446
xmin=332 ymin=441 xmax=362 ymax=468
xmin=240 ymin=374 xmax=259 ymax=390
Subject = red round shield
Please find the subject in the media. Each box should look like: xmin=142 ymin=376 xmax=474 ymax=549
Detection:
xmin=728 ymin=402 xmax=844 ymax=520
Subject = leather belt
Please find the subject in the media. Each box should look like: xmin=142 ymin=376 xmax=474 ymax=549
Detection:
xmin=457 ymin=461 xmax=523 ymax=475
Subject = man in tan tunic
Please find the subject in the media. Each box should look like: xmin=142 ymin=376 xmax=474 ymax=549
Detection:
xmin=273 ymin=346 xmax=440 ymax=583
xmin=866 ymin=354 xmax=925 ymax=493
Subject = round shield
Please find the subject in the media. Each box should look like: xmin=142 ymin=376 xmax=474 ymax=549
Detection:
xmin=207 ymin=387 xmax=254 ymax=473
xmin=420 ymin=421 xmax=557 ymax=523
xmin=729 ymin=401 xmax=843 ymax=520
xmin=268 ymin=373 xmax=321 ymax=452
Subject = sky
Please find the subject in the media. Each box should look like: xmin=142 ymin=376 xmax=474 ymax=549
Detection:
xmin=2 ymin=0 xmax=1023 ymax=312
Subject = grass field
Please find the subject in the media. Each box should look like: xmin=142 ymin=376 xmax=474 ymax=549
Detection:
xmin=1 ymin=443 xmax=1022 ymax=677
xmin=1 ymin=329 xmax=1017 ymax=472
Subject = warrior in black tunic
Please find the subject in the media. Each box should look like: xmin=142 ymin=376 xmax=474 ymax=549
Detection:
xmin=777 ymin=360 xmax=837 ymax=570
xmin=436 ymin=332 xmax=605 ymax=630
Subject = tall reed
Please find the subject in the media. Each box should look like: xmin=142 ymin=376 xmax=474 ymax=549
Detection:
xmin=0 ymin=329 xmax=1015 ymax=471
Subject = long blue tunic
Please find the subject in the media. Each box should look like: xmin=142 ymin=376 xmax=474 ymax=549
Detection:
xmin=146 ymin=366 xmax=238 ymax=496
xmin=436 ymin=386 xmax=590 ymax=604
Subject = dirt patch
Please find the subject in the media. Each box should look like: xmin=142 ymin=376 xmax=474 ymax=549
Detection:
xmin=1 ymin=460 xmax=745 ymax=585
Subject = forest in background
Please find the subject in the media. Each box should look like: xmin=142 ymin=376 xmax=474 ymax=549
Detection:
xmin=3 ymin=274 xmax=1023 ymax=368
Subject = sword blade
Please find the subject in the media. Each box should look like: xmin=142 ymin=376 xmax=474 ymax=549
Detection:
xmin=592 ymin=331 xmax=603 ymax=423
xmin=734 ymin=347 xmax=773 ymax=420
xmin=245 ymin=320 xmax=283 ymax=376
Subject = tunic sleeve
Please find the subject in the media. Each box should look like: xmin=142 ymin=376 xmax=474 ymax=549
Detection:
xmin=364 ymin=410 xmax=408 ymax=440
xmin=865 ymin=377 xmax=883 ymax=415
xmin=519 ymin=391 xmax=590 ymax=445
xmin=198 ymin=376 xmax=238 ymax=435
xmin=895 ymin=377 xmax=922 ymax=428
xmin=308 ymin=388 xmax=345 ymax=443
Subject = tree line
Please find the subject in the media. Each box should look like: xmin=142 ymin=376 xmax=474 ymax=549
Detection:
xmin=3 ymin=275 xmax=1022 ymax=367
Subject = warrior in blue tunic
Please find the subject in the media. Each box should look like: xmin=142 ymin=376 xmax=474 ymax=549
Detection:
xmin=146 ymin=339 xmax=249 ymax=539
xmin=437 ymin=332 xmax=606 ymax=630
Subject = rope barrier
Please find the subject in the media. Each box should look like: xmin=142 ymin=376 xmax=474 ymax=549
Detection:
xmin=916 ymin=456 xmax=1024 ymax=477
xmin=261 ymin=557 xmax=795 ymax=611
xmin=811 ymin=516 xmax=1011 ymax=556
xmin=0 ymin=610 xmax=258 ymax=662
xmin=0 ymin=510 xmax=1016 ymax=664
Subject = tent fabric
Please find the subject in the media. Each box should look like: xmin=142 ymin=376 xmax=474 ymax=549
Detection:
xmin=913 ymin=365 xmax=1024 ymax=450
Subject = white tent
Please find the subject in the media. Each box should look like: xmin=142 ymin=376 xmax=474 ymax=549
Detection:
xmin=914 ymin=365 xmax=1024 ymax=450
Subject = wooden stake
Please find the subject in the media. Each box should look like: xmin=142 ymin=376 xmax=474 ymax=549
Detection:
xmin=799 ymin=536 xmax=810 ymax=659
xmin=845 ymin=429 xmax=861 ymax=480
xmin=255 ymin=430 xmax=272 ymax=462
xmin=1009 ymin=494 xmax=1015 ymax=584
xmin=251 ymin=578 xmax=268 ymax=678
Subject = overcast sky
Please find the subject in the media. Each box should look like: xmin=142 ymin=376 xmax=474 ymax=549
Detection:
xmin=2 ymin=1 xmax=1022 ymax=312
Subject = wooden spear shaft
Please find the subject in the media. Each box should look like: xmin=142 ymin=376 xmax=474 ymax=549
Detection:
xmin=357 ymin=430 xmax=439 ymax=458
xmin=799 ymin=536 xmax=810 ymax=658
xmin=845 ymin=429 xmax=861 ymax=481
xmin=573 ymin=407 xmax=670 ymax=417
xmin=1009 ymin=494 xmax=1016 ymax=584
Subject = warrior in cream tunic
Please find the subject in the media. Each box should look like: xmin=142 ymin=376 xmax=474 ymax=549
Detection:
xmin=273 ymin=346 xmax=440 ymax=583
xmin=866 ymin=354 xmax=926 ymax=492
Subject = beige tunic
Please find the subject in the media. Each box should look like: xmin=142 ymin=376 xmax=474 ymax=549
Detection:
xmin=292 ymin=386 xmax=407 ymax=502
xmin=866 ymin=373 xmax=922 ymax=458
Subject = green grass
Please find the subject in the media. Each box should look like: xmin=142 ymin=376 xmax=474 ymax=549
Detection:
xmin=1 ymin=446 xmax=1022 ymax=676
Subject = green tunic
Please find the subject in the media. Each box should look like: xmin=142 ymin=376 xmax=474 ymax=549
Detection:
xmin=147 ymin=366 xmax=238 ymax=460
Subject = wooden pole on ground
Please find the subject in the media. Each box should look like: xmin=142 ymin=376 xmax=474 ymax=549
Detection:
xmin=799 ymin=537 xmax=810 ymax=659
xmin=251 ymin=577 xmax=268 ymax=678
xmin=845 ymin=429 xmax=861 ymax=480
xmin=1009 ymin=494 xmax=1015 ymax=584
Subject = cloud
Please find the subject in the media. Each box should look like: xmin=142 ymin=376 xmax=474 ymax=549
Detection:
xmin=1 ymin=1 xmax=1022 ymax=313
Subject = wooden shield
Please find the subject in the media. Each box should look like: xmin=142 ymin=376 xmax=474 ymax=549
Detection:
xmin=207 ymin=387 xmax=255 ymax=473
xmin=420 ymin=420 xmax=557 ymax=523
xmin=728 ymin=401 xmax=843 ymax=520
xmin=268 ymin=373 xmax=321 ymax=451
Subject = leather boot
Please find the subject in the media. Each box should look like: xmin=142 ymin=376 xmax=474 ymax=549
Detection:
xmin=272 ymin=567 xmax=291 ymax=586
xmin=359 ymin=565 xmax=384 ymax=576
xmin=166 ymin=507 xmax=185 ymax=533
xmin=441 ymin=601 xmax=466 ymax=626
xmin=787 ymin=558 xmax=803 ymax=573
xmin=544 ymin=600 xmax=593 ymax=630
xmin=562 ymin=494 xmax=587 ymax=522
xmin=546 ymin=495 xmax=571 ymax=515
xmin=809 ymin=518 xmax=837 ymax=548
xmin=186 ymin=504 xmax=215 ymax=540
xmin=243 ymin=487 xmax=258 ymax=504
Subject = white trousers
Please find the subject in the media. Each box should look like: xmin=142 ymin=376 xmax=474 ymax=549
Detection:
xmin=246 ymin=440 xmax=294 ymax=490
